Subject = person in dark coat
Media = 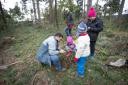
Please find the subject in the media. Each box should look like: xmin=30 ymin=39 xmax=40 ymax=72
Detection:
xmin=64 ymin=11 xmax=74 ymax=36
xmin=86 ymin=7 xmax=103 ymax=58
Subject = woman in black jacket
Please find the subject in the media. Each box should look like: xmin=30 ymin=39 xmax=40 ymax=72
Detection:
xmin=86 ymin=7 xmax=103 ymax=58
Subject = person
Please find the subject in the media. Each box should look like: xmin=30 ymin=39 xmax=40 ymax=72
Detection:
xmin=65 ymin=36 xmax=76 ymax=57
xmin=76 ymin=19 xmax=88 ymax=37
xmin=86 ymin=7 xmax=103 ymax=58
xmin=64 ymin=11 xmax=74 ymax=36
xmin=74 ymin=22 xmax=90 ymax=78
xmin=36 ymin=33 xmax=66 ymax=72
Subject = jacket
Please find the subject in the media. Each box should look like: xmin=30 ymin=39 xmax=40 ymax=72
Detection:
xmin=75 ymin=34 xmax=90 ymax=58
xmin=87 ymin=17 xmax=103 ymax=41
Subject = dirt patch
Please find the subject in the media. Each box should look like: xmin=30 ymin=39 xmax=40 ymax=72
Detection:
xmin=0 ymin=36 xmax=16 ymax=65
xmin=0 ymin=36 xmax=17 ymax=85
xmin=31 ymin=71 xmax=51 ymax=85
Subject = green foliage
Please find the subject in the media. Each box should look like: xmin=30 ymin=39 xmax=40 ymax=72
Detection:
xmin=1 ymin=20 xmax=128 ymax=85
xmin=103 ymin=0 xmax=120 ymax=14
xmin=9 ymin=3 xmax=23 ymax=21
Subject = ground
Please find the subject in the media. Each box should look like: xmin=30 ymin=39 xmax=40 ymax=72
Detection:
xmin=0 ymin=22 xmax=128 ymax=85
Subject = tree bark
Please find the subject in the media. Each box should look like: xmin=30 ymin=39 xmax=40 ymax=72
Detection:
xmin=36 ymin=0 xmax=41 ymax=22
xmin=96 ymin=0 xmax=99 ymax=10
xmin=118 ymin=0 xmax=125 ymax=18
xmin=0 ymin=1 xmax=7 ymax=30
xmin=87 ymin=0 xmax=92 ymax=14
xmin=49 ymin=0 xmax=53 ymax=24
xmin=54 ymin=0 xmax=59 ymax=28
xmin=32 ymin=0 xmax=37 ymax=23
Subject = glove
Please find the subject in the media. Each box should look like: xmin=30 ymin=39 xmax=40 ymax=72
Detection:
xmin=74 ymin=57 xmax=79 ymax=62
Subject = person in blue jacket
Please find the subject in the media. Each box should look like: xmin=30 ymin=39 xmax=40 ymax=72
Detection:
xmin=36 ymin=33 xmax=66 ymax=71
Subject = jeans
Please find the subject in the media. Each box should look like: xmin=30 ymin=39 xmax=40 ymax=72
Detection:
xmin=77 ymin=57 xmax=87 ymax=76
xmin=36 ymin=44 xmax=62 ymax=71
xmin=36 ymin=44 xmax=51 ymax=65
xmin=50 ymin=55 xmax=62 ymax=71
xmin=90 ymin=41 xmax=96 ymax=57
xmin=65 ymin=27 xmax=71 ymax=36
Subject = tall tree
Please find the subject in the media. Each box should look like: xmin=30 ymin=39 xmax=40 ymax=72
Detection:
xmin=32 ymin=0 xmax=37 ymax=22
xmin=49 ymin=0 xmax=54 ymax=23
xmin=118 ymin=0 xmax=125 ymax=18
xmin=96 ymin=0 xmax=99 ymax=10
xmin=87 ymin=0 xmax=92 ymax=13
xmin=0 ymin=1 xmax=7 ymax=30
xmin=36 ymin=0 xmax=41 ymax=22
xmin=103 ymin=0 xmax=120 ymax=18
xmin=9 ymin=3 xmax=22 ymax=20
xmin=54 ymin=0 xmax=58 ymax=28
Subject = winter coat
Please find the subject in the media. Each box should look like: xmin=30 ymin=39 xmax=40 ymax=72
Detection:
xmin=75 ymin=34 xmax=90 ymax=58
xmin=86 ymin=17 xmax=103 ymax=41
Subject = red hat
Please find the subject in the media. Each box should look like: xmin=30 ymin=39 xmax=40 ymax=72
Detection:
xmin=88 ymin=7 xmax=96 ymax=17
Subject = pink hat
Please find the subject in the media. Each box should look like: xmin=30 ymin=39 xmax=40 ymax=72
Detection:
xmin=67 ymin=36 xmax=73 ymax=44
xmin=88 ymin=7 xmax=96 ymax=17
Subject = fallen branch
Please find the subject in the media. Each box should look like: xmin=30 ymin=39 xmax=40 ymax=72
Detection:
xmin=0 ymin=61 xmax=23 ymax=70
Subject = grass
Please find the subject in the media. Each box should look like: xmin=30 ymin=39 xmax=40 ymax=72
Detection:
xmin=0 ymin=21 xmax=128 ymax=85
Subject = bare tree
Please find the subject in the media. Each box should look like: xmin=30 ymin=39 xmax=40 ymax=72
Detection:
xmin=96 ymin=0 xmax=99 ymax=10
xmin=54 ymin=0 xmax=58 ymax=28
xmin=36 ymin=0 xmax=41 ymax=22
xmin=32 ymin=0 xmax=37 ymax=22
xmin=0 ymin=1 xmax=7 ymax=30
xmin=118 ymin=0 xmax=125 ymax=18
xmin=49 ymin=0 xmax=54 ymax=23
xmin=87 ymin=0 xmax=92 ymax=13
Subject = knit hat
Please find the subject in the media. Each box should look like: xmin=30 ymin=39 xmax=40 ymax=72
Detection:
xmin=76 ymin=21 xmax=87 ymax=36
xmin=88 ymin=7 xmax=96 ymax=17
xmin=67 ymin=36 xmax=73 ymax=45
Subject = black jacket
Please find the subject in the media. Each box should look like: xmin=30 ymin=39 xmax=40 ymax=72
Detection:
xmin=87 ymin=17 xmax=103 ymax=41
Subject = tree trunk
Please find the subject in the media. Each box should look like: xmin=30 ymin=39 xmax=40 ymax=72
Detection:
xmin=54 ymin=0 xmax=59 ymax=28
xmin=118 ymin=0 xmax=125 ymax=18
xmin=49 ymin=0 xmax=53 ymax=24
xmin=83 ymin=0 xmax=86 ymax=16
xmin=0 ymin=1 xmax=7 ymax=30
xmin=87 ymin=0 xmax=92 ymax=14
xmin=96 ymin=0 xmax=99 ymax=10
xmin=32 ymin=0 xmax=37 ymax=23
xmin=36 ymin=0 xmax=41 ymax=22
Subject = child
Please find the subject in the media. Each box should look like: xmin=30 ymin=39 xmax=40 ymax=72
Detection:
xmin=74 ymin=21 xmax=90 ymax=78
xmin=76 ymin=21 xmax=87 ymax=37
xmin=65 ymin=36 xmax=76 ymax=57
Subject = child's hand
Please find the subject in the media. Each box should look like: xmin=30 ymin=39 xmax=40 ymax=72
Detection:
xmin=87 ymin=27 xmax=91 ymax=30
xmin=59 ymin=49 xmax=66 ymax=53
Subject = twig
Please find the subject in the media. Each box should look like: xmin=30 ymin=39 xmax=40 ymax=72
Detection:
xmin=0 ymin=61 xmax=23 ymax=70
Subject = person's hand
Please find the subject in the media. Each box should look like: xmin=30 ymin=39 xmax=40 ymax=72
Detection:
xmin=59 ymin=49 xmax=66 ymax=53
xmin=87 ymin=27 xmax=91 ymax=30
xmin=74 ymin=57 xmax=79 ymax=62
